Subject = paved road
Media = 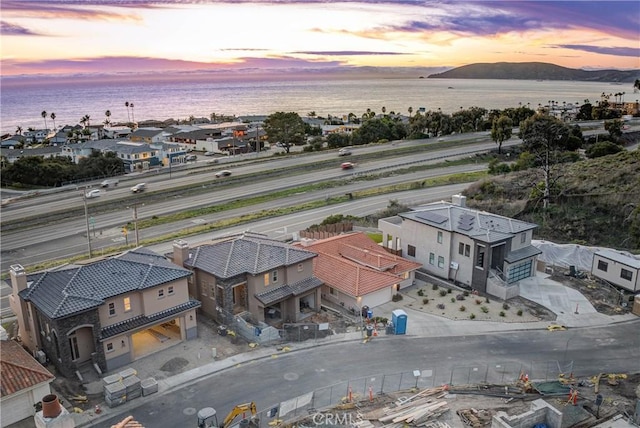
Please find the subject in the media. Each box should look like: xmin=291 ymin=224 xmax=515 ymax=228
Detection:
xmin=93 ymin=321 xmax=640 ymax=428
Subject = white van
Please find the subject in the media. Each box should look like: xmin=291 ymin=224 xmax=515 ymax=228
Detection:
xmin=131 ymin=183 xmax=146 ymax=193
xmin=85 ymin=189 xmax=101 ymax=199
xmin=100 ymin=179 xmax=119 ymax=188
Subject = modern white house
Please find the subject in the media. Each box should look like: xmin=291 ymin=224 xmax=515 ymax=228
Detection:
xmin=591 ymin=249 xmax=640 ymax=292
xmin=378 ymin=195 xmax=541 ymax=299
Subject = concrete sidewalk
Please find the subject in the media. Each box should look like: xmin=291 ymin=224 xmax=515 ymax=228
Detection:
xmin=18 ymin=274 xmax=637 ymax=428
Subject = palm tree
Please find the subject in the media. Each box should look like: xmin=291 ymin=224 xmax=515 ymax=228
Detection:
xmin=210 ymin=112 xmax=217 ymax=123
xmin=130 ymin=103 xmax=135 ymax=123
xmin=634 ymin=79 xmax=640 ymax=93
xmin=125 ymin=101 xmax=131 ymax=122
xmin=50 ymin=112 xmax=56 ymax=131
xmin=105 ymin=110 xmax=112 ymax=126
xmin=408 ymin=106 xmax=413 ymax=117
xmin=381 ymin=106 xmax=386 ymax=116
xmin=16 ymin=126 xmax=22 ymax=135
xmin=41 ymin=111 xmax=48 ymax=130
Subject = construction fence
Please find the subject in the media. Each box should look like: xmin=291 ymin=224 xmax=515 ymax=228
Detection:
xmin=248 ymin=359 xmax=583 ymax=428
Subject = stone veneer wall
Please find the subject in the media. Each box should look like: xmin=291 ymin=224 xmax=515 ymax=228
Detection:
xmin=491 ymin=399 xmax=562 ymax=428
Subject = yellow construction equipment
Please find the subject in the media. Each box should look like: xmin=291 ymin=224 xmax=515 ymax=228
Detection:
xmin=197 ymin=402 xmax=258 ymax=428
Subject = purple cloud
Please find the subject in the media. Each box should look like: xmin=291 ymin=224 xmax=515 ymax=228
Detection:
xmin=292 ymin=51 xmax=405 ymax=56
xmin=556 ymin=45 xmax=640 ymax=58
xmin=0 ymin=21 xmax=41 ymax=36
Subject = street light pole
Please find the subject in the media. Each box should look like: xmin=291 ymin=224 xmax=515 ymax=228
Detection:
xmin=82 ymin=189 xmax=93 ymax=257
xmin=132 ymin=204 xmax=140 ymax=247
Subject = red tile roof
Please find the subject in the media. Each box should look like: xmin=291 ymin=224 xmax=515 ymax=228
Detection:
xmin=296 ymin=232 xmax=422 ymax=297
xmin=0 ymin=340 xmax=54 ymax=398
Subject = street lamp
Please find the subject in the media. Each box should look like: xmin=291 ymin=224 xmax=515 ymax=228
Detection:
xmin=127 ymin=203 xmax=142 ymax=247
xmin=413 ymin=370 xmax=421 ymax=389
xmin=81 ymin=188 xmax=93 ymax=257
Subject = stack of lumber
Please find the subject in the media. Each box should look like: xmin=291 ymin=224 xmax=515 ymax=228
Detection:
xmin=377 ymin=387 xmax=450 ymax=427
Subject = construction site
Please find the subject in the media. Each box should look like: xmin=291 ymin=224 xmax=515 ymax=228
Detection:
xmin=283 ymin=372 xmax=640 ymax=428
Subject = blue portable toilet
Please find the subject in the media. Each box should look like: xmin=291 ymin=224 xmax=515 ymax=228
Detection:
xmin=391 ymin=309 xmax=407 ymax=335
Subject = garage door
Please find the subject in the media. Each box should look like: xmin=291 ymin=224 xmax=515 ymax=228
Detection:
xmin=364 ymin=287 xmax=392 ymax=309
xmin=1 ymin=393 xmax=35 ymax=427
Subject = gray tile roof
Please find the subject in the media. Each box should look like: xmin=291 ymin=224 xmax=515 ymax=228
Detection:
xmin=185 ymin=234 xmax=317 ymax=278
xmin=255 ymin=277 xmax=323 ymax=306
xmin=400 ymin=202 xmax=537 ymax=244
xmin=595 ymin=249 xmax=640 ymax=268
xmin=20 ymin=248 xmax=192 ymax=319
xmin=100 ymin=299 xmax=200 ymax=340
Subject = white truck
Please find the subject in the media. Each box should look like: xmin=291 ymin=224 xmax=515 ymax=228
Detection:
xmin=100 ymin=179 xmax=119 ymax=188
xmin=130 ymin=183 xmax=146 ymax=193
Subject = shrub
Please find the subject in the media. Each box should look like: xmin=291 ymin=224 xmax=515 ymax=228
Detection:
xmin=392 ymin=294 xmax=403 ymax=302
xmin=450 ymin=297 xmax=456 ymax=303
xmin=499 ymin=311 xmax=506 ymax=317
xmin=422 ymin=298 xmax=429 ymax=304
xmin=456 ymin=294 xmax=465 ymax=301
xmin=447 ymin=288 xmax=452 ymax=294
xmin=439 ymin=290 xmax=447 ymax=297
xmin=437 ymin=303 xmax=445 ymax=310
xmin=417 ymin=289 xmax=424 ymax=296
xmin=459 ymin=305 xmax=466 ymax=312
xmin=475 ymin=299 xmax=482 ymax=305
xmin=502 ymin=303 xmax=510 ymax=310
xmin=485 ymin=297 xmax=491 ymax=303
xmin=481 ymin=306 xmax=489 ymax=313
xmin=517 ymin=309 xmax=523 ymax=316
xmin=469 ymin=313 xmax=476 ymax=319
xmin=463 ymin=290 xmax=470 ymax=297
xmin=432 ymin=284 xmax=439 ymax=291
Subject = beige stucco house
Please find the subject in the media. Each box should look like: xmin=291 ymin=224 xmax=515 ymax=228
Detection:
xmin=9 ymin=248 xmax=200 ymax=377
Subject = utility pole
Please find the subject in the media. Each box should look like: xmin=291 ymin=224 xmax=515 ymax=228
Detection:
xmin=132 ymin=204 xmax=140 ymax=247
xmin=82 ymin=189 xmax=92 ymax=257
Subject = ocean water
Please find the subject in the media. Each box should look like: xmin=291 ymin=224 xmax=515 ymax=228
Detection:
xmin=0 ymin=77 xmax=632 ymax=134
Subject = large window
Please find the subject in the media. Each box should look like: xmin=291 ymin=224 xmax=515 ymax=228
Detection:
xmin=597 ymin=260 xmax=608 ymax=272
xmin=264 ymin=272 xmax=270 ymax=286
xmin=123 ymin=297 xmax=131 ymax=312
xmin=437 ymin=256 xmax=445 ymax=269
xmin=459 ymin=243 xmax=470 ymax=257
xmin=620 ymin=268 xmax=633 ymax=281
xmin=508 ymin=260 xmax=532 ymax=283
xmin=407 ymin=245 xmax=416 ymax=257
xmin=429 ymin=253 xmax=435 ymax=265
xmin=476 ymin=246 xmax=485 ymax=268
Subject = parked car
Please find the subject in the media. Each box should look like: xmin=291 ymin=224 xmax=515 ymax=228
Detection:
xmin=338 ymin=148 xmax=352 ymax=156
xmin=204 ymin=151 xmax=216 ymax=156
xmin=185 ymin=154 xmax=197 ymax=161
xmin=85 ymin=189 xmax=101 ymax=199
xmin=100 ymin=179 xmax=119 ymax=188
xmin=215 ymin=170 xmax=232 ymax=178
xmin=341 ymin=162 xmax=355 ymax=170
xmin=131 ymin=183 xmax=146 ymax=193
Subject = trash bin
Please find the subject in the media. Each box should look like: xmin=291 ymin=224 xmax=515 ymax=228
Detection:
xmin=217 ymin=325 xmax=227 ymax=336
xmin=366 ymin=325 xmax=373 ymax=337
xmin=361 ymin=306 xmax=369 ymax=319
xmin=366 ymin=310 xmax=373 ymax=319
xmin=386 ymin=322 xmax=394 ymax=335
xmin=391 ymin=309 xmax=407 ymax=335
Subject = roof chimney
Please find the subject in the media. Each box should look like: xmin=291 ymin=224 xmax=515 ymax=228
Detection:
xmin=452 ymin=194 xmax=466 ymax=207
xmin=9 ymin=264 xmax=27 ymax=293
xmin=172 ymin=240 xmax=190 ymax=267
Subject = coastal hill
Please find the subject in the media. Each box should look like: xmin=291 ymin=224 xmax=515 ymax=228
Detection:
xmin=428 ymin=62 xmax=640 ymax=82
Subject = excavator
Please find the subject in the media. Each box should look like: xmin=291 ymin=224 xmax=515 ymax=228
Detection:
xmin=197 ymin=402 xmax=259 ymax=428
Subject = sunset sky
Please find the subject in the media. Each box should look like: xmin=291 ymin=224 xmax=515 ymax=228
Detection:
xmin=1 ymin=0 xmax=639 ymax=78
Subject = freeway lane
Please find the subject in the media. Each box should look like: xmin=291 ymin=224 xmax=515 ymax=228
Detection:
xmin=0 ymin=182 xmax=472 ymax=270
xmin=94 ymin=322 xmax=640 ymax=428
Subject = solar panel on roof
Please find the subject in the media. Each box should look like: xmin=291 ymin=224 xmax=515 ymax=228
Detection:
xmin=458 ymin=223 xmax=473 ymax=231
xmin=415 ymin=211 xmax=448 ymax=224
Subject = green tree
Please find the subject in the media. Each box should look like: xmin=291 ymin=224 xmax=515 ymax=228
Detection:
xmin=125 ymin=101 xmax=131 ymax=122
xmin=519 ymin=114 xmax=574 ymax=209
xmin=407 ymin=106 xmax=413 ymax=118
xmin=576 ymin=100 xmax=593 ymax=120
xmin=351 ymin=117 xmax=407 ymax=145
xmin=604 ymin=119 xmax=624 ymax=141
xmin=585 ymin=141 xmax=623 ymax=159
xmin=104 ymin=110 xmax=111 ymax=126
xmin=326 ymin=133 xmax=350 ymax=149
xmin=41 ymin=111 xmax=48 ymax=130
xmin=490 ymin=115 xmax=513 ymax=154
xmin=50 ymin=112 xmax=56 ymax=131
xmin=263 ymin=112 xmax=306 ymax=154
xmin=15 ymin=126 xmax=22 ymax=135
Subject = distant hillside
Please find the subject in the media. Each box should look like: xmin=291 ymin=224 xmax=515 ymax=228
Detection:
xmin=463 ymin=150 xmax=640 ymax=251
xmin=428 ymin=62 xmax=640 ymax=82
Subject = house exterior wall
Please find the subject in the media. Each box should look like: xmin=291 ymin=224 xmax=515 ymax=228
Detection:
xmin=449 ymin=234 xmax=475 ymax=288
xmin=0 ymin=382 xmax=52 ymax=427
xmin=362 ymin=287 xmax=392 ymax=309
xmin=591 ymin=254 xmax=640 ymax=292
xmin=103 ymin=332 xmax=132 ymax=371
xmin=511 ymin=231 xmax=531 ymax=251
xmin=285 ymin=260 xmax=314 ymax=283
xmin=140 ymin=279 xmax=189 ymax=315
xmin=46 ymin=311 xmax=102 ymax=378
xmin=322 ymin=286 xmax=358 ymax=312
